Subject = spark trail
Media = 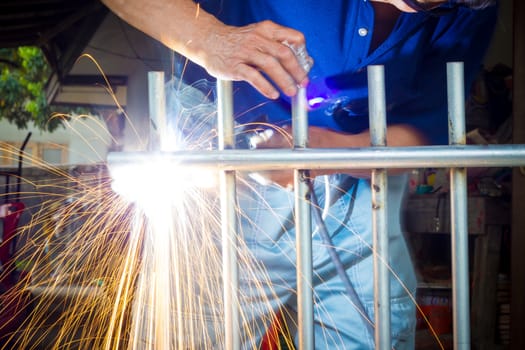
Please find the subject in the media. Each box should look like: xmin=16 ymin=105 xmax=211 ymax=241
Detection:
xmin=0 ymin=76 xmax=445 ymax=350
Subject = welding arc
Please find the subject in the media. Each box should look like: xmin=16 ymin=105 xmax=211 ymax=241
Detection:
xmin=307 ymin=179 xmax=376 ymax=340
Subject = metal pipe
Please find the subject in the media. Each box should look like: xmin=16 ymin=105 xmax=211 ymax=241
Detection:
xmin=292 ymin=86 xmax=314 ymax=350
xmin=447 ymin=62 xmax=470 ymax=349
xmin=147 ymin=71 xmax=171 ymax=350
xmin=148 ymin=72 xmax=167 ymax=151
xmin=368 ymin=65 xmax=390 ymax=349
xmin=107 ymin=145 xmax=525 ymax=171
xmin=217 ymin=79 xmax=240 ymax=350
xmin=105 ymin=65 xmax=525 ymax=350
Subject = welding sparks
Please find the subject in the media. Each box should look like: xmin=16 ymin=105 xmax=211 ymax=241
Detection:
xmin=0 ymin=69 xmax=445 ymax=350
xmin=109 ymin=156 xmax=218 ymax=205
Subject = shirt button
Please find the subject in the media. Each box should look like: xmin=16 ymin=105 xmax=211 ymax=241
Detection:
xmin=358 ymin=28 xmax=368 ymax=37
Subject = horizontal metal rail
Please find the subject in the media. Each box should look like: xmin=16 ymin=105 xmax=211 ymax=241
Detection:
xmin=108 ymin=145 xmax=525 ymax=171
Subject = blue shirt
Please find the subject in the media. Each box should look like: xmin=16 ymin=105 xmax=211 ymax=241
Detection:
xmin=197 ymin=1 xmax=498 ymax=145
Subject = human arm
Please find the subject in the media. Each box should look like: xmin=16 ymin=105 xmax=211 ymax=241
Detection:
xmin=252 ymin=123 xmax=428 ymax=187
xmin=100 ymin=0 xmax=310 ymax=99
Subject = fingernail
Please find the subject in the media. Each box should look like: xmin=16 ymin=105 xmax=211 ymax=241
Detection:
xmin=268 ymin=91 xmax=279 ymax=99
xmin=286 ymin=84 xmax=298 ymax=96
xmin=299 ymin=77 xmax=309 ymax=87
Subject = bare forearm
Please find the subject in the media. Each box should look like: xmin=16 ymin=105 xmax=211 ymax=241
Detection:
xmin=101 ymin=0 xmax=310 ymax=99
xmin=308 ymin=124 xmax=429 ymax=178
xmin=101 ymin=0 xmax=218 ymax=67
xmin=256 ymin=124 xmax=429 ymax=185
xmin=310 ymin=124 xmax=428 ymax=149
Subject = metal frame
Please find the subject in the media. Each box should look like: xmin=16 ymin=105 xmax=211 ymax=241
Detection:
xmin=109 ymin=63 xmax=525 ymax=349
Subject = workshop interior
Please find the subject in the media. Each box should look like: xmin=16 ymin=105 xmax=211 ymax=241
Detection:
xmin=0 ymin=1 xmax=524 ymax=349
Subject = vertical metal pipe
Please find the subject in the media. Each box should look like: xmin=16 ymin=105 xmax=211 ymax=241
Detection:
xmin=367 ymin=65 xmax=390 ymax=350
xmin=217 ymin=79 xmax=240 ymax=350
xmin=148 ymin=72 xmax=167 ymax=151
xmin=292 ymin=86 xmax=314 ymax=350
xmin=447 ymin=62 xmax=470 ymax=349
xmin=146 ymin=71 xmax=171 ymax=350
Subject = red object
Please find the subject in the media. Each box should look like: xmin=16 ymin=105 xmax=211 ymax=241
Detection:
xmin=260 ymin=312 xmax=285 ymax=350
xmin=0 ymin=286 xmax=31 ymax=344
xmin=0 ymin=202 xmax=28 ymax=344
xmin=417 ymin=305 xmax=452 ymax=335
xmin=0 ymin=202 xmax=25 ymax=288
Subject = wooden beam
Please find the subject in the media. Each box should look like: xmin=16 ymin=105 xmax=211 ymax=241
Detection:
xmin=511 ymin=0 xmax=525 ymax=348
xmin=36 ymin=1 xmax=104 ymax=45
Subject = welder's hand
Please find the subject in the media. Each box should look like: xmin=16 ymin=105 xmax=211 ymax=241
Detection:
xmin=247 ymin=125 xmax=295 ymax=188
xmin=101 ymin=1 xmax=311 ymax=99
xmin=247 ymin=125 xmax=337 ymax=187
xmin=250 ymin=125 xmax=293 ymax=149
xmin=250 ymin=125 xmax=328 ymax=149
xmin=201 ymin=20 xmax=312 ymax=99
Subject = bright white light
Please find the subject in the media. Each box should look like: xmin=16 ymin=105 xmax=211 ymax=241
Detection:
xmin=110 ymin=156 xmax=217 ymax=207
xmin=308 ymin=96 xmax=325 ymax=108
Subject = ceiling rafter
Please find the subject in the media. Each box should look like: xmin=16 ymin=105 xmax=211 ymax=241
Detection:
xmin=0 ymin=0 xmax=108 ymax=81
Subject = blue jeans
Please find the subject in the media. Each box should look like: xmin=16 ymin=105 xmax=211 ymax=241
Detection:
xmin=236 ymin=174 xmax=417 ymax=349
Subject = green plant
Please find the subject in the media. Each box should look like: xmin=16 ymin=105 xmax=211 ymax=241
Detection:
xmin=1 ymin=47 xmax=69 ymax=131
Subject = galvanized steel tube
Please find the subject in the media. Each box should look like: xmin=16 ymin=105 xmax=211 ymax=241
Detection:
xmin=148 ymin=72 xmax=168 ymax=151
xmin=368 ymin=65 xmax=390 ymax=350
xmin=217 ymin=79 xmax=240 ymax=350
xmin=147 ymin=71 xmax=171 ymax=350
xmin=292 ymin=86 xmax=314 ymax=350
xmin=107 ymin=146 xmax=525 ymax=171
xmin=106 ymin=66 xmax=525 ymax=350
xmin=447 ymin=62 xmax=470 ymax=349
